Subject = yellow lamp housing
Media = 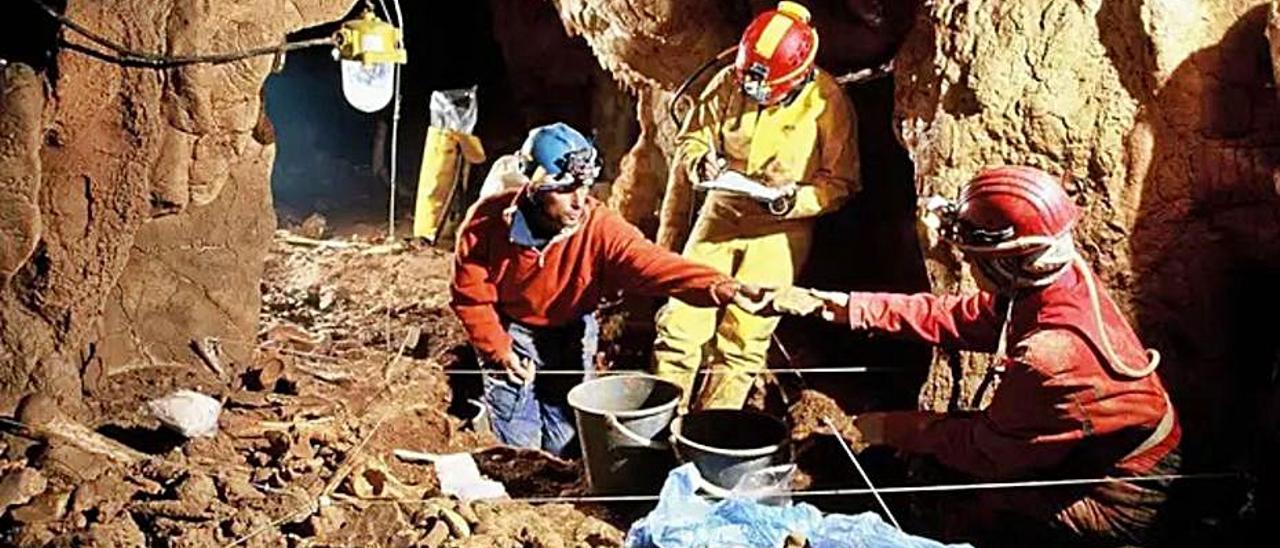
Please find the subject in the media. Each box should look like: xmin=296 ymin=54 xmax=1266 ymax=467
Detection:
xmin=334 ymin=10 xmax=407 ymax=66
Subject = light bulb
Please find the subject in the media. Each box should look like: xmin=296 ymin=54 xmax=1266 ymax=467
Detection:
xmin=341 ymin=59 xmax=394 ymax=113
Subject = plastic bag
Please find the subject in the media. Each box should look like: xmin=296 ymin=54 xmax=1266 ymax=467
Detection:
xmin=477 ymin=154 xmax=527 ymax=199
xmin=430 ymin=86 xmax=478 ymax=133
xmin=729 ymin=464 xmax=797 ymax=506
xmin=626 ymin=464 xmax=968 ymax=548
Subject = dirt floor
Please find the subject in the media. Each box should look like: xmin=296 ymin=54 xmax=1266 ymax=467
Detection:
xmin=0 ymin=219 xmax=625 ymax=546
xmin=0 ymin=207 xmax=895 ymax=546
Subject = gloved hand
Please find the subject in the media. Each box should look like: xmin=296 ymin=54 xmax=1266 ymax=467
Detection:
xmin=490 ymin=351 xmax=536 ymax=385
xmin=813 ymin=290 xmax=850 ymax=323
xmin=733 ymin=286 xmax=837 ymax=317
xmin=759 ymin=158 xmax=798 ymax=216
xmin=727 ymin=282 xmax=780 ymax=312
xmin=731 ymin=284 xmax=778 ymax=315
xmin=711 ymin=279 xmax=742 ymax=306
xmin=695 ymin=152 xmax=726 ymax=183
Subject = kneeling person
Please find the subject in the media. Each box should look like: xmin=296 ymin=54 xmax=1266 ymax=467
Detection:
xmin=450 ymin=122 xmax=748 ymax=456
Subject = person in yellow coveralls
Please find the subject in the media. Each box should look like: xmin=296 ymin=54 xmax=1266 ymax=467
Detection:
xmin=653 ymin=1 xmax=860 ymax=411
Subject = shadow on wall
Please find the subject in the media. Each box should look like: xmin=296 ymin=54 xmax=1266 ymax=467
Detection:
xmin=266 ymin=47 xmax=381 ymax=222
xmin=731 ymin=0 xmax=929 ymax=413
xmin=810 ymin=0 xmax=923 ymax=73
xmin=776 ymin=75 xmax=933 ymax=413
xmin=0 ymin=0 xmax=63 ymax=73
xmin=1101 ymin=2 xmax=1280 ymax=537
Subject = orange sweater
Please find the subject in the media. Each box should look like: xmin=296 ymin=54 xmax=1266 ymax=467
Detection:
xmin=451 ymin=190 xmax=730 ymax=361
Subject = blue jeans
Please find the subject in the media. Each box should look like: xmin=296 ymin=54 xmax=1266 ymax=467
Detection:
xmin=482 ymin=314 xmax=599 ymax=456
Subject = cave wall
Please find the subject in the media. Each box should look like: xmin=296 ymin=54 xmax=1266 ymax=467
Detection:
xmin=895 ymin=0 xmax=1280 ymax=469
xmin=487 ymin=0 xmax=636 ymax=185
xmin=550 ymin=0 xmax=743 ymax=236
xmin=0 ymin=0 xmax=355 ymax=415
xmin=550 ymin=0 xmax=1280 ymax=478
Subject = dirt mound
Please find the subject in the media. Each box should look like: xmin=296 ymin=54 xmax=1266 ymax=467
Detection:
xmin=787 ymin=389 xmax=855 ymax=444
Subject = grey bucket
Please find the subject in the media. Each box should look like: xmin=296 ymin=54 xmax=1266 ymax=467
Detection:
xmin=567 ymin=374 xmax=682 ymax=494
xmin=671 ymin=409 xmax=791 ymax=493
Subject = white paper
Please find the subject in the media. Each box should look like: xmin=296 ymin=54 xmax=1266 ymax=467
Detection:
xmin=695 ymin=171 xmax=790 ymax=202
xmin=394 ymin=450 xmax=508 ymax=501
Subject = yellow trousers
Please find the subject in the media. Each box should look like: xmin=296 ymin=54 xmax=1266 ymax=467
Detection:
xmin=653 ymin=215 xmax=812 ymax=410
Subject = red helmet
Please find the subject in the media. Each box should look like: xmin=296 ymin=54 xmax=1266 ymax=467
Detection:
xmin=949 ymin=166 xmax=1080 ymax=257
xmin=735 ymin=2 xmax=819 ymax=105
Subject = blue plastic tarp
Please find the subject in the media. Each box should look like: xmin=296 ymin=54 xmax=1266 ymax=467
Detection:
xmin=626 ymin=464 xmax=970 ymax=548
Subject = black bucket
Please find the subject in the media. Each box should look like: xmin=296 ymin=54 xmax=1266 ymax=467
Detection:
xmin=671 ymin=409 xmax=791 ymax=492
xmin=567 ymin=374 xmax=682 ymax=494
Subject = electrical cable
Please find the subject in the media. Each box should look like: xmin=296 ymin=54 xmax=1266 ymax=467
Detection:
xmin=24 ymin=0 xmax=336 ymax=68
xmin=374 ymin=0 xmax=405 ymax=240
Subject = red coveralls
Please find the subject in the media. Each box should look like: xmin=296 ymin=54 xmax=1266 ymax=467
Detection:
xmin=846 ymin=264 xmax=1180 ymax=543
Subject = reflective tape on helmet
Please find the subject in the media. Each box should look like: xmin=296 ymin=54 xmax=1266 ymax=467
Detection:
xmin=754 ymin=15 xmax=795 ymax=59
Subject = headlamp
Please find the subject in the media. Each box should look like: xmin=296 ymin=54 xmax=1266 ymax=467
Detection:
xmin=741 ymin=62 xmax=772 ymax=104
xmin=531 ymin=147 xmax=601 ymax=192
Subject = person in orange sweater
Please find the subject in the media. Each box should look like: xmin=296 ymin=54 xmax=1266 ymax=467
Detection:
xmin=450 ymin=123 xmax=747 ymax=456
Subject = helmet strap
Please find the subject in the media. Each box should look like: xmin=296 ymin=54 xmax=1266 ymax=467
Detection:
xmin=776 ymin=69 xmax=813 ymax=107
xmin=1074 ymin=256 xmax=1160 ymax=378
xmin=972 ymin=294 xmax=1014 ymax=408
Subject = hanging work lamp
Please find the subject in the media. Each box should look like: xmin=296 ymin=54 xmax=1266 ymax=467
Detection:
xmin=332 ymin=10 xmax=407 ymax=112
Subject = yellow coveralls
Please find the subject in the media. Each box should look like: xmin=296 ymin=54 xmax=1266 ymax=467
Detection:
xmin=653 ymin=66 xmax=860 ymax=410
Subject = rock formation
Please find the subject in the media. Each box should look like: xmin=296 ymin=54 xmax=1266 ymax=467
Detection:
xmin=895 ymin=0 xmax=1280 ymax=460
xmin=549 ymin=0 xmax=1280 ymax=472
xmin=0 ymin=0 xmax=356 ymax=414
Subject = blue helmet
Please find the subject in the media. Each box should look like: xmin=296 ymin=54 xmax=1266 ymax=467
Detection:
xmin=520 ymin=122 xmax=601 ymax=191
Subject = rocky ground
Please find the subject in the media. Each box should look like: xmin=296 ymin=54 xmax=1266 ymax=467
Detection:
xmin=2 ymin=216 xmax=1247 ymax=546
xmin=0 ymin=205 xmax=897 ymax=547
xmin=0 ymin=224 xmax=624 ymax=546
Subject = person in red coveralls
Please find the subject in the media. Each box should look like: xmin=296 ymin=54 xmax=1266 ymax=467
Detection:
xmin=792 ymin=166 xmax=1181 ymax=545
xmin=450 ymin=122 xmax=748 ymax=457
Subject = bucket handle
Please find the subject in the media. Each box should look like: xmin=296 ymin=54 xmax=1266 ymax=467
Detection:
xmin=466 ymin=399 xmax=491 ymax=435
xmin=692 ymin=464 xmax=798 ymax=500
xmin=605 ymin=413 xmax=670 ymax=450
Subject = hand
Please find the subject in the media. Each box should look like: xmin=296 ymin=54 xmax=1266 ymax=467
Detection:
xmin=731 ymin=285 xmax=831 ymax=317
xmin=757 ymin=159 xmax=798 ymax=216
xmin=760 ymin=157 xmax=792 ymax=187
xmin=492 ymin=352 xmax=536 ymax=385
xmin=696 ymin=153 xmax=724 ymax=183
xmin=711 ymin=279 xmax=742 ymax=306
xmin=812 ymin=290 xmax=850 ymax=324
xmin=730 ymin=283 xmax=778 ymax=315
